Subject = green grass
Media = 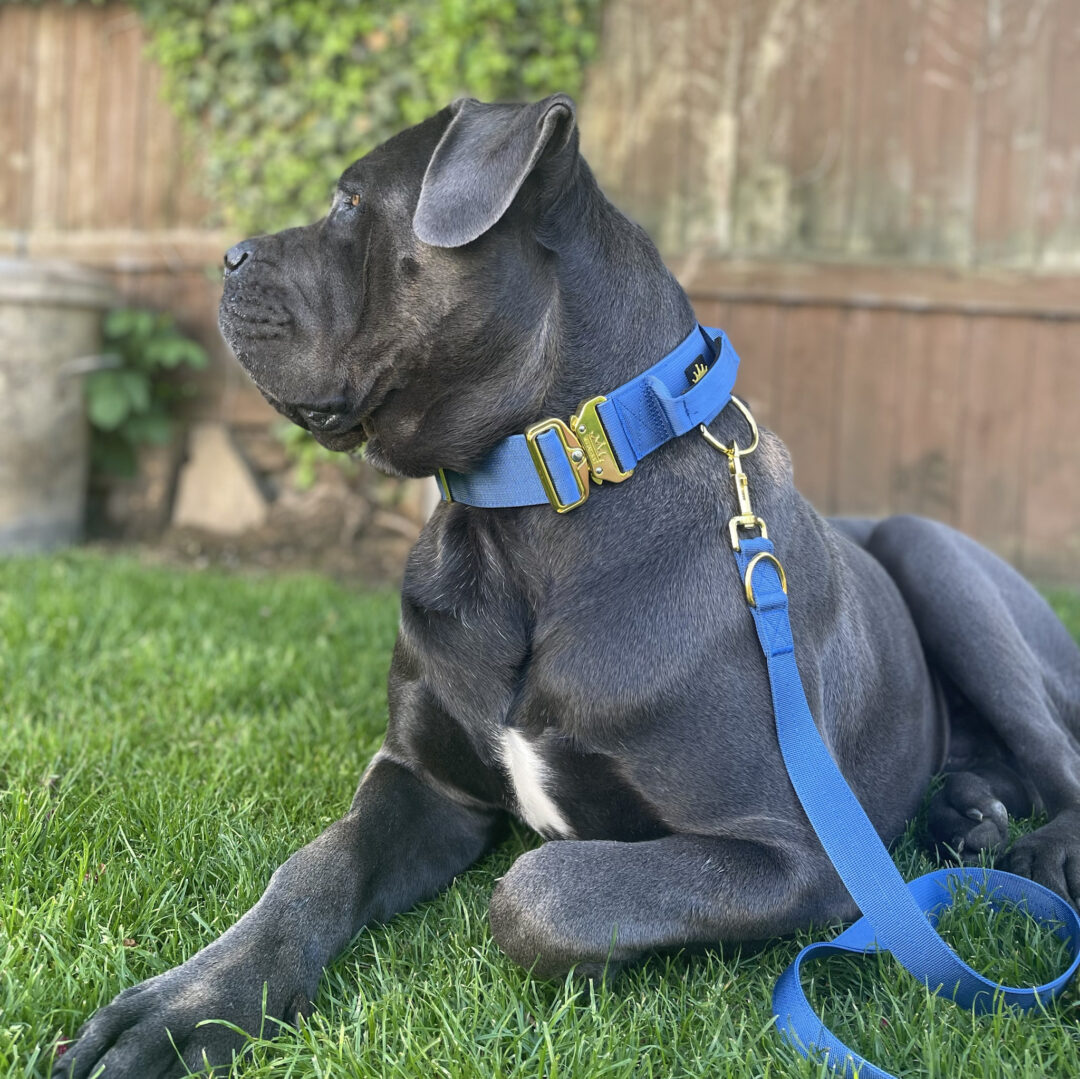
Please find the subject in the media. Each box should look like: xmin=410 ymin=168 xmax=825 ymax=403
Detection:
xmin=3 ymin=553 xmax=1080 ymax=1078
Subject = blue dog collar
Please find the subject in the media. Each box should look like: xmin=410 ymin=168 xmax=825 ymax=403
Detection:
xmin=434 ymin=324 xmax=740 ymax=512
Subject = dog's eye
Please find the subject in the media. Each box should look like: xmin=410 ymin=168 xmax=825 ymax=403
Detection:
xmin=335 ymin=192 xmax=362 ymax=213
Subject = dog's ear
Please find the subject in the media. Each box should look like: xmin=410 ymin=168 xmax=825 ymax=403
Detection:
xmin=413 ymin=94 xmax=577 ymax=248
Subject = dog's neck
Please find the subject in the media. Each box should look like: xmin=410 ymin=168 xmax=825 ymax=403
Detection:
xmin=530 ymin=163 xmax=699 ymax=420
xmin=527 ymin=166 xmax=748 ymax=455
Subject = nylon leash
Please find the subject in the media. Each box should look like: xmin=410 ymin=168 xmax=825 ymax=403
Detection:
xmin=709 ymin=402 xmax=1080 ymax=1079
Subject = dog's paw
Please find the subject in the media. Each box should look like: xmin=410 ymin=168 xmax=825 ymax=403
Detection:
xmin=1001 ymin=810 xmax=1080 ymax=910
xmin=926 ymin=771 xmax=1010 ymax=864
xmin=52 ymin=942 xmax=313 ymax=1079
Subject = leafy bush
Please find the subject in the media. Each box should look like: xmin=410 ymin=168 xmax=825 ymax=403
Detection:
xmin=134 ymin=0 xmax=603 ymax=233
xmin=87 ymin=308 xmax=209 ymax=476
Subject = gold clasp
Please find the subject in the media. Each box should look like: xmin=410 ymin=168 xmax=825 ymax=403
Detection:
xmin=701 ymin=396 xmax=768 ymax=549
xmin=570 ymin=395 xmax=634 ymax=484
xmin=699 ymin=395 xmax=759 ymax=459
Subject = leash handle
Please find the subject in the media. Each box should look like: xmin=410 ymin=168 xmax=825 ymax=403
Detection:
xmin=734 ymin=536 xmax=1080 ymax=1078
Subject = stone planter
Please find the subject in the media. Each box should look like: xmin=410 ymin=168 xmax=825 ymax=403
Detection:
xmin=0 ymin=259 xmax=116 ymax=551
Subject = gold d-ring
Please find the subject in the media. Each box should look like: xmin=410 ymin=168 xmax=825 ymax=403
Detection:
xmin=744 ymin=552 xmax=787 ymax=607
xmin=700 ymin=395 xmax=760 ymax=458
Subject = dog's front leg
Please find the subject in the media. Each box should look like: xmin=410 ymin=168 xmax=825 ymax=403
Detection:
xmin=489 ymin=833 xmax=852 ymax=979
xmin=55 ymin=756 xmax=501 ymax=1079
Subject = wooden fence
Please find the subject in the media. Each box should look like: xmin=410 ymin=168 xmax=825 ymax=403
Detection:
xmin=2 ymin=1 xmax=1079 ymax=577
xmin=582 ymin=0 xmax=1080 ymax=268
xmin=683 ymin=263 xmax=1080 ymax=578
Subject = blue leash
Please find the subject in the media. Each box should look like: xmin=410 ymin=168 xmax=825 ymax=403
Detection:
xmin=733 ymin=524 xmax=1080 ymax=1077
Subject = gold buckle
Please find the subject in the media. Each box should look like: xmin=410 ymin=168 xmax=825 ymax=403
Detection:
xmin=744 ymin=551 xmax=787 ymax=607
xmin=569 ymin=396 xmax=634 ymax=484
xmin=524 ymin=418 xmax=591 ymax=513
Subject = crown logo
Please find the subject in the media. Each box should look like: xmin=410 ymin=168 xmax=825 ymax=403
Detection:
xmin=690 ymin=361 xmax=709 ymax=384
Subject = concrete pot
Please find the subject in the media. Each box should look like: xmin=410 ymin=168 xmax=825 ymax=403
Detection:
xmin=0 ymin=258 xmax=116 ymax=551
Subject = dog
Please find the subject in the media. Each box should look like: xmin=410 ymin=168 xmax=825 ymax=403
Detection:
xmin=56 ymin=93 xmax=1080 ymax=1079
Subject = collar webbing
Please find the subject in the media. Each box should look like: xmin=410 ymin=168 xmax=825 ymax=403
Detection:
xmin=434 ymin=324 xmax=740 ymax=512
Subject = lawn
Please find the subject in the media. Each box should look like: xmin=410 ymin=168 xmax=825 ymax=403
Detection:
xmin=3 ymin=553 xmax=1080 ymax=1078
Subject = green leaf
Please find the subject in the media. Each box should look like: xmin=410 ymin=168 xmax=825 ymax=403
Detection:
xmin=123 ymin=412 xmax=174 ymax=446
xmin=86 ymin=371 xmax=132 ymax=431
xmin=118 ymin=370 xmax=152 ymax=414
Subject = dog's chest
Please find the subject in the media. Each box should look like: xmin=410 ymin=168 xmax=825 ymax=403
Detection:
xmin=500 ymin=728 xmax=574 ymax=837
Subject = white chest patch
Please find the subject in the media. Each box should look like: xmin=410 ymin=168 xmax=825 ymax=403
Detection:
xmin=501 ymin=728 xmax=574 ymax=838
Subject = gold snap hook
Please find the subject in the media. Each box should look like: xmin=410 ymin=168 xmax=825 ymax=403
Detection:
xmin=699 ymin=395 xmax=760 ymax=459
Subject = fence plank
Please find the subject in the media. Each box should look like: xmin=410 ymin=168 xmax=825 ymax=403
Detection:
xmin=956 ymin=317 xmax=1031 ymax=560
xmin=846 ymin=0 xmax=918 ymax=257
xmin=730 ymin=0 xmax=801 ymax=254
xmin=834 ymin=308 xmax=899 ymax=517
xmin=1020 ymin=319 xmax=1080 ymax=574
xmin=681 ymin=0 xmax=742 ymax=251
xmin=1037 ymin=0 xmax=1080 ymax=265
xmin=891 ymin=312 xmax=969 ymax=525
xmin=65 ymin=5 xmax=106 ymax=231
xmin=972 ymin=0 xmax=1055 ymax=265
xmin=906 ymin=0 xmax=985 ymax=263
xmin=100 ymin=10 xmax=144 ymax=229
xmin=788 ymin=0 xmax=861 ymax=255
xmin=29 ymin=3 xmax=71 ymax=230
xmin=773 ymin=305 xmax=843 ymax=509
xmin=0 ymin=5 xmax=38 ymax=230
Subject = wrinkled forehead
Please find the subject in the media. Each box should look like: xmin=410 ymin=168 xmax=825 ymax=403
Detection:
xmin=335 ymin=109 xmax=450 ymax=201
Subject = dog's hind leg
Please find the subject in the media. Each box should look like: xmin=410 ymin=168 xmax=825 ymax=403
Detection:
xmin=861 ymin=515 xmax=1080 ymax=907
xmin=489 ymin=832 xmax=854 ymax=979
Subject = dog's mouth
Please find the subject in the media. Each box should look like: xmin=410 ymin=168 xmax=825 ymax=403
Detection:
xmin=263 ymin=364 xmax=398 ymax=453
xmin=293 ymin=404 xmax=368 ymax=451
xmin=219 ymin=281 xmax=399 ymax=454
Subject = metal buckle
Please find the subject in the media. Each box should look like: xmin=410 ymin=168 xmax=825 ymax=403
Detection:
xmin=524 ymin=417 xmax=591 ymax=513
xmin=569 ymin=396 xmax=634 ymax=484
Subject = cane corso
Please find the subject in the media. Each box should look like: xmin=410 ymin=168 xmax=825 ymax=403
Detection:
xmin=56 ymin=94 xmax=1080 ymax=1078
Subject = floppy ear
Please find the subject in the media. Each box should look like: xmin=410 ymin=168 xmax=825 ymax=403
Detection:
xmin=412 ymin=93 xmax=577 ymax=248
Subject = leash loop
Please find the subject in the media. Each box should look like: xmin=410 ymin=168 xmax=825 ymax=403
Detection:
xmin=744 ymin=551 xmax=787 ymax=607
xmin=724 ymin=400 xmax=1080 ymax=1079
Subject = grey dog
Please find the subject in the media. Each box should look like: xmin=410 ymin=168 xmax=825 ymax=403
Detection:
xmin=57 ymin=94 xmax=1080 ymax=1078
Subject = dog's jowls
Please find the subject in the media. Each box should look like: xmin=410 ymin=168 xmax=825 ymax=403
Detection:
xmin=57 ymin=94 xmax=1080 ymax=1079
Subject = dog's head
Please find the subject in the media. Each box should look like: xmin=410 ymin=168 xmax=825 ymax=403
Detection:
xmin=218 ymin=94 xmax=579 ymax=478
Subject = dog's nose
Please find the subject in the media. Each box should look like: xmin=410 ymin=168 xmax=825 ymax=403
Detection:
xmin=223 ymin=240 xmax=256 ymax=275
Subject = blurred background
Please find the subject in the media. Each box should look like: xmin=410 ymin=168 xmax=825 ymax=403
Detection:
xmin=2 ymin=0 xmax=1078 ymax=581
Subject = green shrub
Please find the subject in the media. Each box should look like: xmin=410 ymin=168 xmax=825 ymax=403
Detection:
xmin=87 ymin=308 xmax=209 ymax=476
xmin=135 ymin=0 xmax=603 ymax=233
